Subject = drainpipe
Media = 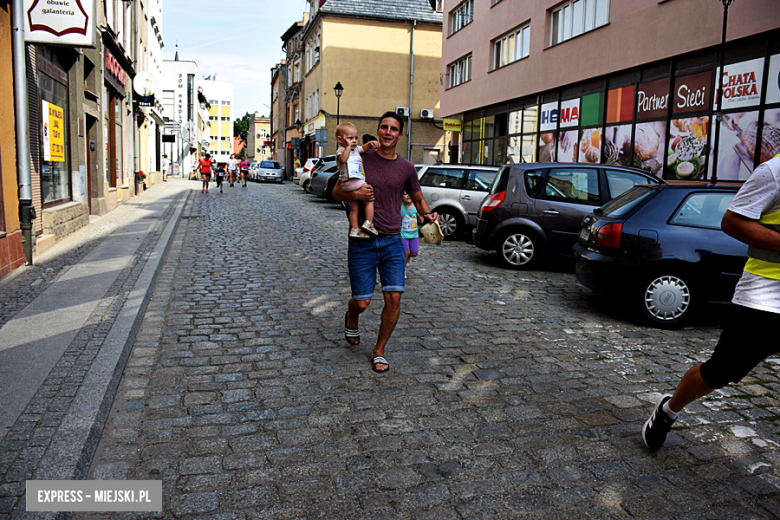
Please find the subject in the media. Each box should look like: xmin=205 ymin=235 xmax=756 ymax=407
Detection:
xmin=11 ymin=0 xmax=35 ymax=265
xmin=132 ymin=0 xmax=139 ymax=189
xmin=407 ymin=20 xmax=416 ymax=160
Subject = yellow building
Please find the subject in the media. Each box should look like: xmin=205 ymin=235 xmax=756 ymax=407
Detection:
xmin=300 ymin=0 xmax=446 ymax=164
xmin=247 ymin=113 xmax=272 ymax=163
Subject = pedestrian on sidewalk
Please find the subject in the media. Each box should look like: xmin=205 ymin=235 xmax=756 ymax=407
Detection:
xmin=198 ymin=153 xmax=212 ymax=193
xmin=401 ymin=191 xmax=424 ymax=279
xmin=642 ymin=154 xmax=780 ymax=451
xmin=333 ymin=111 xmax=438 ymax=374
xmin=162 ymin=154 xmax=169 ymax=182
xmin=227 ymin=154 xmax=238 ymax=186
xmin=240 ymin=157 xmax=250 ymax=187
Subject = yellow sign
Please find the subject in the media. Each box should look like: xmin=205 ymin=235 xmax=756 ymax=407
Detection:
xmin=443 ymin=118 xmax=462 ymax=132
xmin=42 ymin=100 xmax=65 ymax=162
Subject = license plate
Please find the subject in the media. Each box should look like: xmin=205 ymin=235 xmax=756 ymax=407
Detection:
xmin=579 ymin=227 xmax=590 ymax=241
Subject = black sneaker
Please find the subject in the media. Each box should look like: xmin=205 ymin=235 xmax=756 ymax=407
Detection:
xmin=642 ymin=394 xmax=676 ymax=451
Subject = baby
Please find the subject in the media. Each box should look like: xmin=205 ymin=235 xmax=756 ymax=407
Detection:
xmin=336 ymin=123 xmax=378 ymax=239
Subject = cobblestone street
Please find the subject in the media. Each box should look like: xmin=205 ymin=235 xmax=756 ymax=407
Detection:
xmin=78 ymin=181 xmax=780 ymax=519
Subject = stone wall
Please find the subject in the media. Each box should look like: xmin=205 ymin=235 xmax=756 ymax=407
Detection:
xmin=41 ymin=202 xmax=90 ymax=240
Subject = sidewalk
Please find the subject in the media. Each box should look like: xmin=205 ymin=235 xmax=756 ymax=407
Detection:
xmin=0 ymin=180 xmax=191 ymax=517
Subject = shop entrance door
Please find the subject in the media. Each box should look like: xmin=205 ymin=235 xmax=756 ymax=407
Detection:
xmin=108 ymin=93 xmax=117 ymax=187
xmin=86 ymin=115 xmax=97 ymax=214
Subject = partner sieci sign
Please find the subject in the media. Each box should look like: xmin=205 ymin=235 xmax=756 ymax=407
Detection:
xmin=24 ymin=0 xmax=95 ymax=47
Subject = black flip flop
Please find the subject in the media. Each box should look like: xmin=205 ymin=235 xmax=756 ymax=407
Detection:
xmin=372 ymin=356 xmax=390 ymax=373
xmin=344 ymin=311 xmax=360 ymax=345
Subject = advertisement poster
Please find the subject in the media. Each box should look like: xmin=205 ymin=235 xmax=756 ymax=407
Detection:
xmin=557 ymin=130 xmax=579 ymax=162
xmin=540 ymin=102 xmax=558 ymax=132
xmin=522 ymin=134 xmax=536 ymax=163
xmin=606 ymin=85 xmax=634 ymax=123
xmin=579 ymin=128 xmax=602 ymax=164
xmin=710 ymin=110 xmax=760 ymax=180
xmin=767 ymin=55 xmax=780 ymax=105
xmin=714 ymin=57 xmax=764 ymax=110
xmin=559 ymin=98 xmax=580 ymax=129
xmin=666 ymin=117 xmax=709 ymax=180
xmin=41 ymin=100 xmax=65 ymax=162
xmin=762 ymin=109 xmax=780 ymax=163
xmin=602 ymin=124 xmax=632 ymax=166
xmin=539 ymin=132 xmax=556 ymax=162
xmin=636 ymin=79 xmax=670 ymax=120
xmin=580 ymin=93 xmax=603 ymax=127
xmin=673 ymin=72 xmax=712 ymax=115
xmin=633 ymin=121 xmax=665 ymax=176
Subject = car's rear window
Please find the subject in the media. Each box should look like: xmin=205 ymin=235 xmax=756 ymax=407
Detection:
xmin=489 ymin=166 xmax=510 ymax=196
xmin=669 ymin=192 xmax=735 ymax=230
xmin=260 ymin=161 xmax=279 ymax=168
xmin=601 ymin=186 xmax=658 ymax=218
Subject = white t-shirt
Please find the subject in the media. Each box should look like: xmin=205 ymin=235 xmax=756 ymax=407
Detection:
xmin=337 ymin=146 xmax=365 ymax=183
xmin=227 ymin=159 xmax=238 ymax=171
xmin=729 ymin=156 xmax=780 ymax=314
xmin=162 ymin=158 xmax=169 ymax=172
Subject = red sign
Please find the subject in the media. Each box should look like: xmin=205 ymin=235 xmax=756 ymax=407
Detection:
xmin=105 ymin=50 xmax=126 ymax=84
xmin=673 ymin=72 xmax=711 ymax=114
xmin=606 ymin=85 xmax=635 ymax=124
xmin=636 ymin=79 xmax=670 ymax=120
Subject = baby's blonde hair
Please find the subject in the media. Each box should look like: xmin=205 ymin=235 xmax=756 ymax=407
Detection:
xmin=336 ymin=122 xmax=358 ymax=139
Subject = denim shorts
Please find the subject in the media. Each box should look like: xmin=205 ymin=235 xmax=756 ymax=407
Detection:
xmin=348 ymin=234 xmax=405 ymax=300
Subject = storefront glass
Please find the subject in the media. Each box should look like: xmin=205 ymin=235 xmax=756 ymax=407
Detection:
xmin=39 ymin=71 xmax=70 ymax=203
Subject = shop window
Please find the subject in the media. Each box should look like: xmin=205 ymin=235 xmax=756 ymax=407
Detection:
xmin=448 ymin=55 xmax=471 ymax=89
xmin=38 ymin=70 xmax=70 ymax=204
xmin=551 ymin=0 xmax=609 ymax=46
xmin=450 ymin=0 xmax=473 ymax=35
xmin=493 ymin=25 xmax=530 ymax=70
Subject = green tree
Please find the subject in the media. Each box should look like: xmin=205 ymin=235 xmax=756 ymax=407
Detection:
xmin=233 ymin=112 xmax=251 ymax=142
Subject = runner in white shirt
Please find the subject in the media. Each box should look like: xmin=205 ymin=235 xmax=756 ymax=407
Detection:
xmin=227 ymin=154 xmax=238 ymax=187
xmin=642 ymin=155 xmax=780 ymax=451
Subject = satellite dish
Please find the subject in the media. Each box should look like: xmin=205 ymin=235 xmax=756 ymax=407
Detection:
xmin=133 ymin=71 xmax=158 ymax=97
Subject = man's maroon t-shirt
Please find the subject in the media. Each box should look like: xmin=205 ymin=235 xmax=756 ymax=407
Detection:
xmin=362 ymin=149 xmax=421 ymax=235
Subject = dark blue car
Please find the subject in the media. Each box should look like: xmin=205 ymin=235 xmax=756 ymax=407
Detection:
xmin=573 ymin=182 xmax=747 ymax=328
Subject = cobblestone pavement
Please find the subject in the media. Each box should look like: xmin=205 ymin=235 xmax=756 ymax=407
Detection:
xmin=78 ymin=181 xmax=780 ymax=519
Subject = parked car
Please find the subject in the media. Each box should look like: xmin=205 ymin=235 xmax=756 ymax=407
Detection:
xmin=248 ymin=162 xmax=260 ymax=181
xmin=573 ymin=182 xmax=746 ymax=328
xmin=254 ymin=160 xmax=284 ymax=183
xmin=300 ymin=156 xmax=335 ymax=193
xmin=473 ymin=163 xmax=663 ymax=269
xmin=416 ymin=164 xmax=500 ymax=238
xmin=309 ymin=160 xmax=339 ymax=202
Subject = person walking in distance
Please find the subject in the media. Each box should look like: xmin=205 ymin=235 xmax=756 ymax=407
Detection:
xmin=336 ymin=122 xmax=379 ymax=240
xmin=161 ymin=154 xmax=169 ymax=182
xmin=239 ymin=156 xmax=250 ymax=187
xmin=333 ymin=111 xmax=439 ymax=373
xmin=642 ymin=154 xmax=780 ymax=451
xmin=227 ymin=154 xmax=238 ymax=186
xmin=198 ymin=153 xmax=212 ymax=193
xmin=401 ymin=191 xmax=423 ymax=279
xmin=215 ymin=162 xmax=225 ymax=193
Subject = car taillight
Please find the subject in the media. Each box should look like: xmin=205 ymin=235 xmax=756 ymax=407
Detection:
xmin=480 ymin=191 xmax=505 ymax=212
xmin=596 ymin=222 xmax=623 ymax=249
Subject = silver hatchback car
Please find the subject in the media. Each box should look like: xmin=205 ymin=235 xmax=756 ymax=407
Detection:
xmin=255 ymin=160 xmax=284 ymax=183
xmin=416 ymin=164 xmax=499 ymax=238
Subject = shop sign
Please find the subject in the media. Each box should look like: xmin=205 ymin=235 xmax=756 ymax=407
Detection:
xmin=105 ymin=50 xmax=126 ymax=84
xmin=636 ymin=78 xmax=669 ymax=120
xmin=559 ymin=98 xmax=580 ymax=128
xmin=714 ymin=58 xmax=764 ymax=110
xmin=767 ymin=54 xmax=780 ymax=105
xmin=539 ymin=102 xmax=558 ymax=132
xmin=580 ymin=93 xmax=603 ymax=127
xmin=606 ymin=85 xmax=635 ymax=124
xmin=24 ymin=0 xmax=95 ymax=47
xmin=673 ymin=71 xmax=711 ymax=114
xmin=443 ymin=118 xmax=462 ymax=132
xmin=41 ymin=100 xmax=65 ymax=162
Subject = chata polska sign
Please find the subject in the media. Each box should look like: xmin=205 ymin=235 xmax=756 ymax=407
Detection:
xmin=24 ymin=0 xmax=95 ymax=47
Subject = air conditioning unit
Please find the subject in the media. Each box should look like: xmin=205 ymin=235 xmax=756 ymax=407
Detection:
xmin=420 ymin=109 xmax=434 ymax=120
xmin=396 ymin=107 xmax=410 ymax=117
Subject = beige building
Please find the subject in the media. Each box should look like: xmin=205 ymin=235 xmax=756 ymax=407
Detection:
xmin=300 ymin=0 xmax=447 ymax=164
xmin=270 ymin=62 xmax=285 ymax=164
xmin=247 ymin=113 xmax=272 ymax=163
xmin=441 ymin=0 xmax=780 ymax=180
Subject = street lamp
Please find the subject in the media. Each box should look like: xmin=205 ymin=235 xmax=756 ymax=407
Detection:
xmin=334 ymin=82 xmax=344 ymax=126
xmin=711 ymin=0 xmax=734 ymax=184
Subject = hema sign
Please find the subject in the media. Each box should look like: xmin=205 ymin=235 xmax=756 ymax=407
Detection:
xmin=24 ymin=0 xmax=96 ymax=47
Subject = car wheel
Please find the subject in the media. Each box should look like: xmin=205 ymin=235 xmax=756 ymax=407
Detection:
xmin=437 ymin=209 xmax=463 ymax=239
xmin=302 ymin=180 xmax=311 ymax=193
xmin=637 ymin=272 xmax=697 ymax=329
xmin=496 ymin=230 xmax=539 ymax=269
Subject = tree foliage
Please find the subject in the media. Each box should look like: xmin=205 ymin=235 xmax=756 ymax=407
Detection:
xmin=233 ymin=112 xmax=251 ymax=142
